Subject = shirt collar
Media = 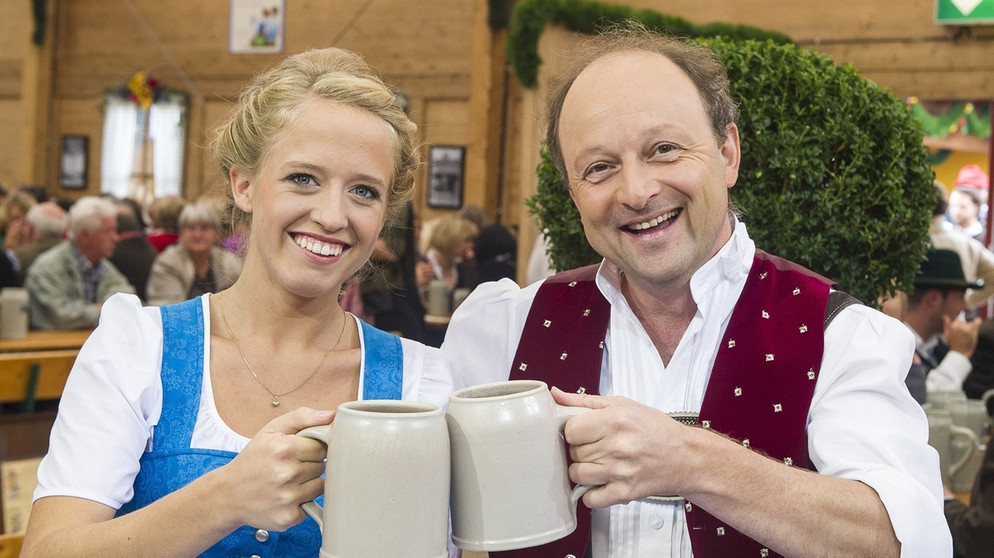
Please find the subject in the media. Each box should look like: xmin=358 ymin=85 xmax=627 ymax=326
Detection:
xmin=594 ymin=216 xmax=755 ymax=310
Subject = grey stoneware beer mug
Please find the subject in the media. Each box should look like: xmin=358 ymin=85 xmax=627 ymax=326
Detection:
xmin=298 ymin=400 xmax=450 ymax=558
xmin=446 ymin=379 xmax=592 ymax=551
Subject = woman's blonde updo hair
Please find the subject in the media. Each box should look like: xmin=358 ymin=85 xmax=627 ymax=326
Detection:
xmin=210 ymin=47 xmax=420 ymax=233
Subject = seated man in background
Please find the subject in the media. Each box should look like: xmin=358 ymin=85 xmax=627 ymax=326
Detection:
xmin=109 ymin=199 xmax=158 ymax=303
xmin=11 ymin=201 xmax=68 ymax=279
xmin=25 ymin=196 xmax=134 ymax=329
xmin=929 ymin=182 xmax=994 ymax=313
xmin=902 ymin=248 xmax=983 ymax=402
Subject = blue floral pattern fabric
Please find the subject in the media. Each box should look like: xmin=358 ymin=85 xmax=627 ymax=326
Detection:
xmin=116 ymin=299 xmax=404 ymax=557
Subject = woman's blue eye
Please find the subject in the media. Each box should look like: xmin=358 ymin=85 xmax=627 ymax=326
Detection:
xmin=353 ymin=185 xmax=381 ymax=200
xmin=287 ymin=173 xmax=317 ymax=187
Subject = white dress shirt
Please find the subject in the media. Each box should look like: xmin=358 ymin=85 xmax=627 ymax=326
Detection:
xmin=443 ymin=221 xmax=951 ymax=557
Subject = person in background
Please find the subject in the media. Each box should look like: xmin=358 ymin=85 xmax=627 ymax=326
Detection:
xmin=21 ymin=47 xmax=453 ymax=558
xmin=10 ymin=201 xmax=68 ymax=280
xmin=0 ymin=189 xmax=38 ymax=252
xmin=929 ymin=182 xmax=994 ymax=312
xmin=146 ymin=200 xmax=242 ymax=305
xmin=422 ymin=214 xmax=477 ymax=293
xmin=901 ymin=248 xmax=983 ymax=402
xmin=24 ymin=196 xmax=134 ymax=329
xmin=944 ymin=440 xmax=994 ymax=558
xmin=359 ymin=201 xmax=428 ymax=342
xmin=109 ymin=199 xmax=158 ymax=303
xmin=474 ymin=220 xmax=517 ymax=285
xmin=145 ymin=195 xmax=186 ymax=252
xmin=525 ymin=229 xmax=556 ymax=285
xmin=949 ymin=186 xmax=986 ymax=244
xmin=442 ymin=22 xmax=949 ymax=557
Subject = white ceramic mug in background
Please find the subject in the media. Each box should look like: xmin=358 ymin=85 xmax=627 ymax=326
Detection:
xmin=926 ymin=406 xmax=978 ymax=485
xmin=947 ymin=399 xmax=990 ymax=440
xmin=0 ymin=288 xmax=29 ymax=339
xmin=446 ymin=380 xmax=592 ymax=551
xmin=927 ymin=390 xmax=968 ymax=409
xmin=950 ymin=442 xmax=986 ymax=493
xmin=298 ymin=400 xmax=450 ymax=558
xmin=427 ymin=279 xmax=451 ymax=317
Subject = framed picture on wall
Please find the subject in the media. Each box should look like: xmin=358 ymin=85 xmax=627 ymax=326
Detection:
xmin=59 ymin=135 xmax=88 ymax=189
xmin=229 ymin=0 xmax=285 ymax=54
xmin=427 ymin=145 xmax=465 ymax=209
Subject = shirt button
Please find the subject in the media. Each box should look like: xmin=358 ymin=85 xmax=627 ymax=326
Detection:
xmin=250 ymin=555 xmax=261 ymax=558
xmin=254 ymin=529 xmax=270 ymax=542
xmin=650 ymin=514 xmax=664 ymax=530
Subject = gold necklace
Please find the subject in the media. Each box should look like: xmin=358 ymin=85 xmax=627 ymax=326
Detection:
xmin=217 ymin=291 xmax=349 ymax=407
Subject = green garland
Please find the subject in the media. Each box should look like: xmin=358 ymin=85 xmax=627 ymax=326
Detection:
xmin=908 ymin=99 xmax=991 ymax=138
xmin=506 ymin=0 xmax=793 ymax=88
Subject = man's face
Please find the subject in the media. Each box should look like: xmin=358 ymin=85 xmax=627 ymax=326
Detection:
xmin=558 ymin=50 xmax=740 ymax=293
xmin=78 ymin=215 xmax=118 ymax=263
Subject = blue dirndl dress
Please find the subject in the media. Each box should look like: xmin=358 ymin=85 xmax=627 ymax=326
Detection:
xmin=116 ymin=297 xmax=404 ymax=557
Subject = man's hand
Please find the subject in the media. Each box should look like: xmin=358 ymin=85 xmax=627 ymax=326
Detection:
xmin=944 ymin=314 xmax=982 ymax=358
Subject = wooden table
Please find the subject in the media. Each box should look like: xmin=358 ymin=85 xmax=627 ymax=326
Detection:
xmin=0 ymin=329 xmax=92 ymax=411
xmin=0 ymin=329 xmax=92 ymax=353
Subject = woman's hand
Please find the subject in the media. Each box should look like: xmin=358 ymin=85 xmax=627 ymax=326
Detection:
xmin=219 ymin=407 xmax=335 ymax=530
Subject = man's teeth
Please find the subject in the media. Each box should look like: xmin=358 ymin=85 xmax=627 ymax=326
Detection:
xmin=631 ymin=210 xmax=678 ymax=231
xmin=295 ymin=235 xmax=343 ymax=256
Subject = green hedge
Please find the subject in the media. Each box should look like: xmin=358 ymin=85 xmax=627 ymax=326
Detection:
xmin=505 ymin=0 xmax=792 ymax=87
xmin=527 ymin=38 xmax=934 ymax=306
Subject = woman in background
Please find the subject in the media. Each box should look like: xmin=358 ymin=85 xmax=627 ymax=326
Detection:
xmin=146 ymin=200 xmax=242 ymax=305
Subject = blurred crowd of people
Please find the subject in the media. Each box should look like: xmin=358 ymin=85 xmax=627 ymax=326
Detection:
xmin=877 ymin=163 xmax=994 ymax=558
xmin=0 ymin=184 xmax=244 ymax=330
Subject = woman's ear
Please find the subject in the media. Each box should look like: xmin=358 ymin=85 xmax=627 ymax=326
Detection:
xmin=230 ymin=167 xmax=253 ymax=214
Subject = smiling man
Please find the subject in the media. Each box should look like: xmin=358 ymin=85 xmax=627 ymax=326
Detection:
xmin=442 ymin=22 xmax=950 ymax=558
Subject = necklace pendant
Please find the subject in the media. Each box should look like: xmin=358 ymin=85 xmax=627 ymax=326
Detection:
xmin=272 ymin=397 xmax=280 ymax=407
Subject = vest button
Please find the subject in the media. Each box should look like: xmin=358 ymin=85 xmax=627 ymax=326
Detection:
xmin=250 ymin=555 xmax=261 ymax=558
xmin=254 ymin=529 xmax=270 ymax=542
xmin=565 ymin=555 xmax=577 ymax=558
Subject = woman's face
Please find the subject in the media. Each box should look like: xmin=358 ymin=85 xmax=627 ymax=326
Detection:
xmin=231 ymin=98 xmax=395 ymax=300
xmin=180 ymin=221 xmax=218 ymax=257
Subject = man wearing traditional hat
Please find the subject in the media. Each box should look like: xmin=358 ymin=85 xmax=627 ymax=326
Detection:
xmin=903 ymin=248 xmax=984 ymax=402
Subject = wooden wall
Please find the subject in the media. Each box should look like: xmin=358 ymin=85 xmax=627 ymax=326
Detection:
xmin=2 ymin=0 xmax=992 ymax=281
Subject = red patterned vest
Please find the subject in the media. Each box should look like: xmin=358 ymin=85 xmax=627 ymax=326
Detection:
xmin=494 ymin=250 xmax=838 ymax=558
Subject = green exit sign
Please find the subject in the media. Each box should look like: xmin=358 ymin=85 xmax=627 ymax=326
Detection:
xmin=936 ymin=0 xmax=994 ymax=23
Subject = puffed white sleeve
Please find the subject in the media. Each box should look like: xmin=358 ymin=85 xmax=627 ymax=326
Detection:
xmin=441 ymin=278 xmax=542 ymax=391
xmin=809 ymin=304 xmax=953 ymax=557
xmin=33 ymin=293 xmax=165 ymax=510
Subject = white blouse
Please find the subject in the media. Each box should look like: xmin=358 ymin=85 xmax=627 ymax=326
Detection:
xmin=34 ymin=293 xmax=455 ymax=509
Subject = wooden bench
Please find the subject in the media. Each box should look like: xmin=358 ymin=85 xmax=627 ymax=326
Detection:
xmin=0 ymin=350 xmax=78 ymax=413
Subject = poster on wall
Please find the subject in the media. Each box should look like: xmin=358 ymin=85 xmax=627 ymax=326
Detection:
xmin=427 ymin=145 xmax=465 ymax=209
xmin=229 ymin=0 xmax=285 ymax=54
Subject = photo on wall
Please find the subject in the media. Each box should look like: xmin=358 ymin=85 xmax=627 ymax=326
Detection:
xmin=427 ymin=145 xmax=465 ymax=209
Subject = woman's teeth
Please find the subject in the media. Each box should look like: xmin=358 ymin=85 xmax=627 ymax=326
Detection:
xmin=295 ymin=235 xmax=343 ymax=256
xmin=630 ymin=209 xmax=679 ymax=231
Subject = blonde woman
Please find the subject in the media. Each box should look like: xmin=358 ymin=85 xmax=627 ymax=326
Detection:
xmin=23 ymin=48 xmax=453 ymax=557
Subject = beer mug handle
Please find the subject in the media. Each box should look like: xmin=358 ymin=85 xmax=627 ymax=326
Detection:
xmin=296 ymin=424 xmax=333 ymax=529
xmin=948 ymin=425 xmax=979 ymax=478
xmin=983 ymin=389 xmax=994 ymax=418
xmin=556 ymin=405 xmax=595 ymax=501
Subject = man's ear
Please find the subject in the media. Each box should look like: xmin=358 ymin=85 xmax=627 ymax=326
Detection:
xmin=230 ymin=167 xmax=253 ymax=214
xmin=721 ymin=123 xmax=741 ymax=190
